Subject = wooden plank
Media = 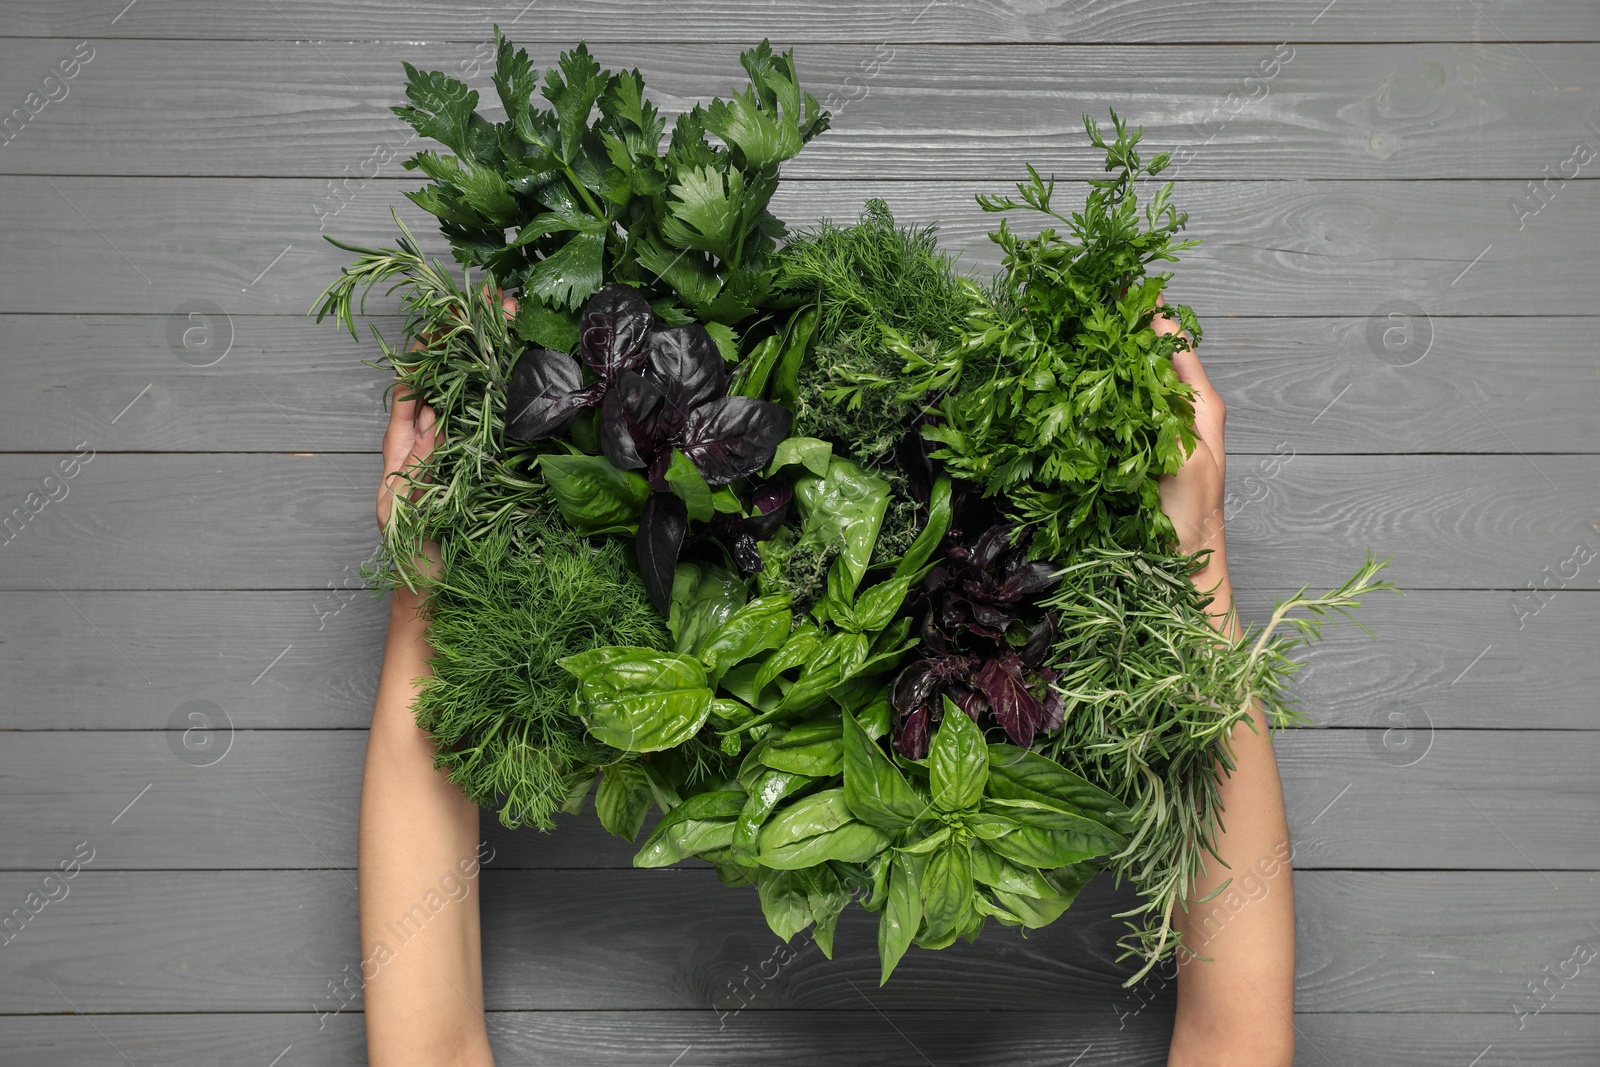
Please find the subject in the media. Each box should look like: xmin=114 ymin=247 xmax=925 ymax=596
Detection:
xmin=2 ymin=589 xmax=1592 ymax=731
xmin=0 ymin=592 xmax=387 ymax=730
xmin=5 ymin=0 xmax=1598 ymax=43
xmin=1 ymin=178 xmax=1591 ymax=317
xmin=0 ymin=454 xmax=1591 ymax=589
xmin=2 ymin=41 xmax=1594 ymax=180
xmin=0 ymin=869 xmax=1593 ymax=1013
xmin=3 ymin=729 xmax=1598 ymax=870
xmin=1 ymin=1011 xmax=1596 ymax=1067
xmin=3 ymin=314 xmax=1594 ymax=455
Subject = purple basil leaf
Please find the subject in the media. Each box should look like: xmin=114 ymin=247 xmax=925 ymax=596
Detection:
xmin=973 ymin=652 xmax=1048 ymax=748
xmin=996 ymin=559 xmax=1064 ymax=602
xmin=744 ymin=482 xmax=793 ymax=539
xmin=1021 ymin=616 xmax=1057 ymax=666
xmin=599 ymin=371 xmax=668 ymax=471
xmin=636 ymin=491 xmax=688 ymax=614
xmin=968 ymin=525 xmax=1015 ymax=572
xmin=892 ymin=701 xmax=933 ymax=760
xmin=731 ymin=532 xmax=762 ymax=574
xmin=579 ymin=283 xmax=654 ymax=382
xmin=504 ymin=348 xmax=605 ymax=441
xmin=680 ymin=397 xmax=794 ymax=486
xmin=1036 ymin=667 xmax=1065 ymax=733
xmin=645 ymin=325 xmax=727 ymax=422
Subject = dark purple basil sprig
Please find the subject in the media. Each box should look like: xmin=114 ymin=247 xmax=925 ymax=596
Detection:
xmin=890 ymin=523 xmax=1066 ymax=759
xmin=505 ymin=283 xmax=793 ymax=612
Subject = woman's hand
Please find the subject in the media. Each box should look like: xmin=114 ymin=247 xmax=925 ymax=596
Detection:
xmin=1153 ymin=294 xmax=1227 ymax=563
xmin=377 ymin=386 xmax=438 ymax=532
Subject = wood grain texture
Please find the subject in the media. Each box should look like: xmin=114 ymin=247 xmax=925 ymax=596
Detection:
xmin=3 ymin=314 xmax=1594 ymax=455
xmin=0 ymin=453 xmax=1591 ymax=589
xmin=1 ymin=1011 xmax=1596 ymax=1067
xmin=1 ymin=41 xmax=1593 ymax=180
xmin=5 ymin=0 xmax=1598 ymax=42
xmin=0 ymin=869 xmax=1594 ymax=1014
xmin=3 ymin=729 xmax=1598 ymax=871
xmin=0 ymin=178 xmax=1594 ymax=317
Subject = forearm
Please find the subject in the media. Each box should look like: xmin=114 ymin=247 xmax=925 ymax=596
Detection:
xmin=358 ymin=583 xmax=495 ymax=1066
xmin=1167 ymin=560 xmax=1297 ymax=1067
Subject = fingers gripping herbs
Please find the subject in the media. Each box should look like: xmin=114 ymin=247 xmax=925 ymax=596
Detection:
xmin=318 ymin=40 xmax=1395 ymax=989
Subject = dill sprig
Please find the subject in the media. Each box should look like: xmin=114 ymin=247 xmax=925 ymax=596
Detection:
xmin=414 ymin=521 xmax=671 ymax=830
xmin=1040 ymin=548 xmax=1397 ymax=982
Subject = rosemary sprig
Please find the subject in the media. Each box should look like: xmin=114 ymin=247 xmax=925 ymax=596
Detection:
xmin=1040 ymin=548 xmax=1397 ymax=983
xmin=311 ymin=212 xmax=552 ymax=589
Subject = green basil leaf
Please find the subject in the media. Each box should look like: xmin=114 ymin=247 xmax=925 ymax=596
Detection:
xmin=697 ymin=593 xmax=792 ymax=684
xmin=774 ymin=631 xmax=871 ymax=715
xmin=733 ymin=769 xmax=816 ymax=861
xmin=891 ymin=473 xmax=953 ymax=583
xmin=983 ymin=797 xmax=1125 ymax=852
xmin=858 ymin=695 xmax=892 ymax=741
xmin=986 ymin=743 xmax=1132 ymax=829
xmin=897 ymin=825 xmax=951 ymax=855
xmin=664 ymin=448 xmax=715 ymax=523
xmin=765 ymin=435 xmax=833 ymax=478
xmin=730 ymin=334 xmax=782 ymax=400
xmin=849 ymin=575 xmax=915 ymax=634
xmin=632 ymin=789 xmax=745 ymax=867
xmin=560 ymin=646 xmax=715 ymax=753
xmin=843 ymin=708 xmax=928 ymax=830
xmin=761 ymin=719 xmax=844 ymax=777
xmin=756 ymin=867 xmax=813 ymax=941
xmin=710 ymin=485 xmax=743 ymax=513
xmin=930 ymin=696 xmax=988 ymax=813
xmin=540 ymin=454 xmax=650 ymax=534
xmin=988 ymin=860 xmax=1101 ymax=928
xmin=768 ymin=304 xmax=819 ymax=407
xmin=917 ymin=838 xmax=974 ymax=947
xmin=792 ymin=457 xmax=891 ymax=596
xmin=752 ymin=623 xmax=822 ymax=693
xmin=969 ymin=841 xmax=1052 ymax=899
xmin=594 ymin=762 xmax=653 ymax=842
xmin=668 ymin=562 xmax=747 ymax=655
xmin=878 ymin=851 xmax=924 ymax=985
xmin=758 ymin=788 xmax=893 ymax=869
xmin=984 ymin=822 xmax=1109 ymax=870
xmin=701 ymin=846 xmax=759 ymax=888
xmin=719 ymin=661 xmax=781 ymax=713
xmin=799 ymin=863 xmax=852 ymax=959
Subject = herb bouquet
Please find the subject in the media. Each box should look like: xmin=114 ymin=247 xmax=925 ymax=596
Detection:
xmin=315 ymin=32 xmax=1392 ymax=984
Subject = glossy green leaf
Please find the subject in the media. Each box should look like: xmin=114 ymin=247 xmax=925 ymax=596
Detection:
xmin=792 ymin=457 xmax=891 ymax=596
xmin=732 ymin=769 xmax=815 ymax=862
xmin=878 ymin=851 xmax=923 ymax=984
xmin=632 ymin=789 xmax=745 ymax=867
xmin=756 ymin=868 xmax=813 ymax=942
xmin=594 ymin=761 xmax=653 ymax=842
xmin=760 ymin=719 xmax=844 ymax=777
xmin=663 ymin=449 xmax=715 ymax=523
xmin=560 ymin=646 xmax=714 ymax=753
xmin=773 ymin=631 xmax=871 ymax=715
xmin=986 ymin=743 xmax=1132 ymax=829
xmin=539 ymin=454 xmax=650 ymax=534
xmin=917 ymin=838 xmax=974 ymax=947
xmin=842 ymin=709 xmax=928 ymax=830
xmin=891 ymin=473 xmax=953 ymax=582
xmin=696 ymin=594 xmax=791 ymax=684
xmin=988 ymin=861 xmax=1102 ymax=928
xmin=984 ymin=821 xmax=1109 ymax=870
xmin=930 ymin=697 xmax=988 ymax=813
xmin=667 ymin=562 xmax=747 ymax=655
xmin=752 ymin=623 xmax=823 ymax=694
xmin=969 ymin=841 xmax=1052 ymax=899
xmin=757 ymin=788 xmax=893 ymax=869
xmin=765 ymin=435 xmax=833 ymax=478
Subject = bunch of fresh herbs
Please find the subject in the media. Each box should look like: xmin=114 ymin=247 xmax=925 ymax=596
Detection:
xmin=316 ymin=37 xmax=1394 ymax=990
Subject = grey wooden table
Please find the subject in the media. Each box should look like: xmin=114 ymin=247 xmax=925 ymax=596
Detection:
xmin=2 ymin=2 xmax=1597 ymax=1064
